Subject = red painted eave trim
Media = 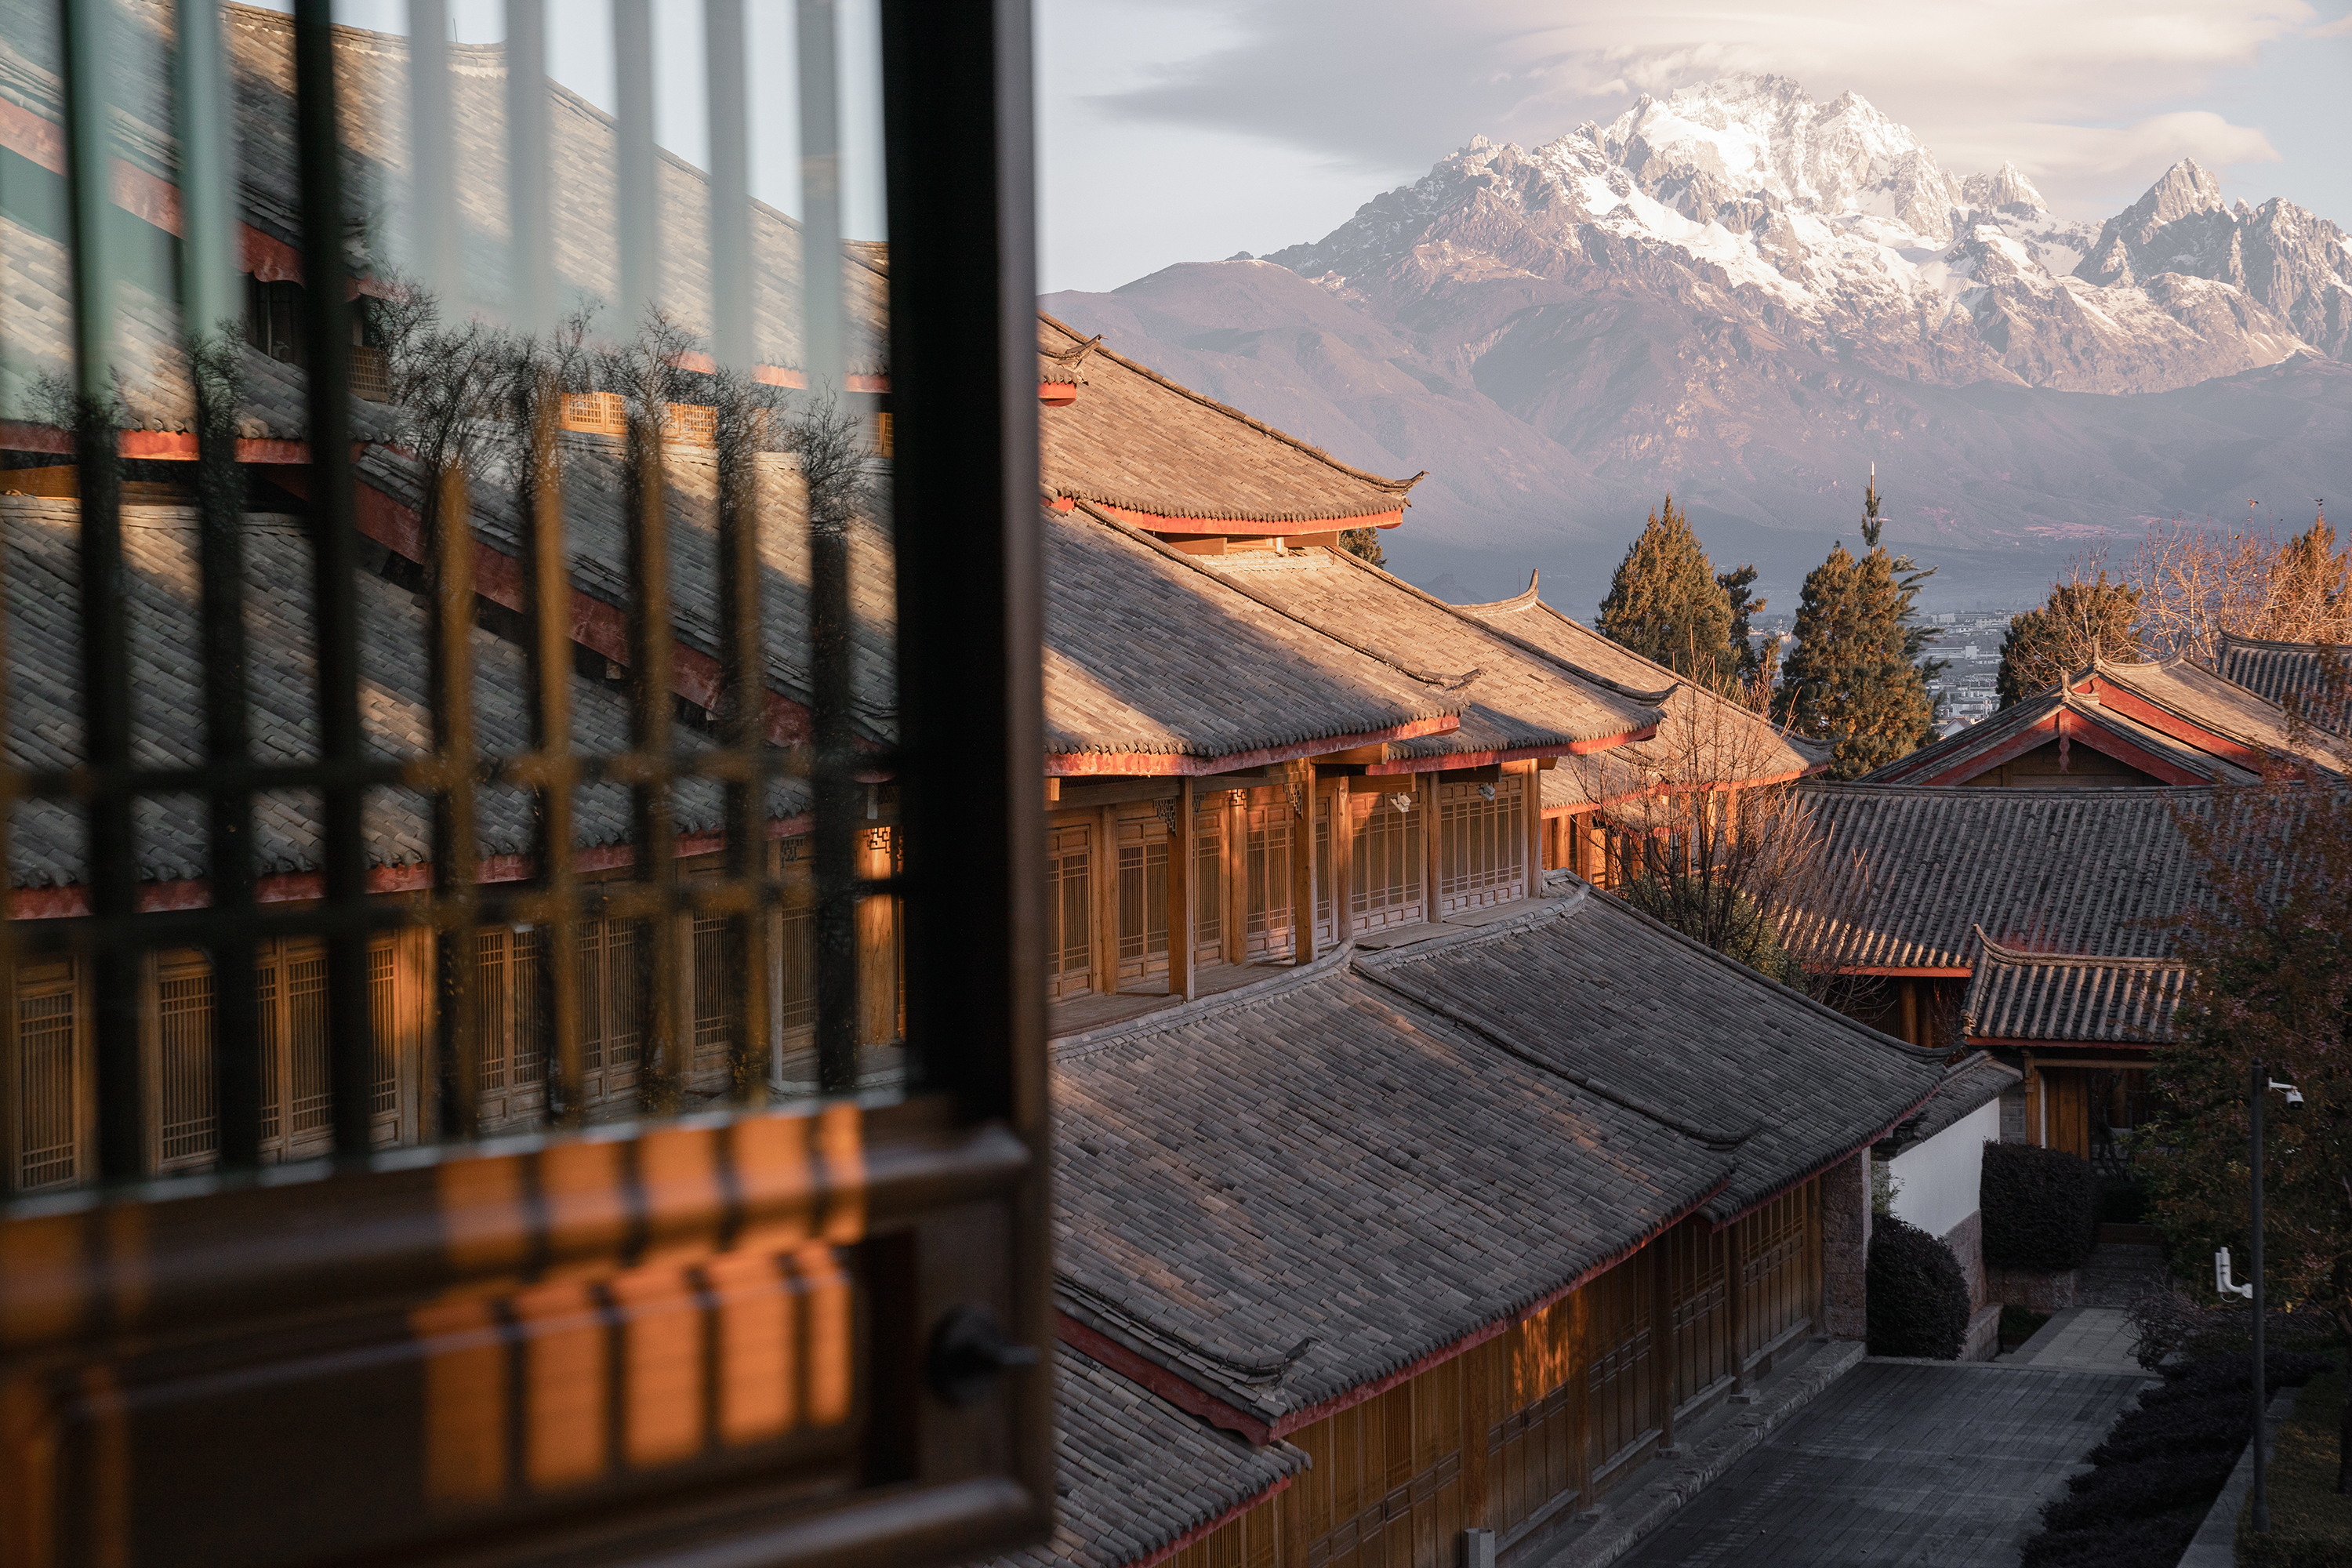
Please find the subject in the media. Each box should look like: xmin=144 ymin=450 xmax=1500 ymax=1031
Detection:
xmin=1075 ymin=499 xmax=1406 ymax=535
xmin=7 ymin=815 xmax=813 ymax=920
xmin=1039 ymin=383 xmax=1079 ymax=406
xmin=1537 ymin=764 xmax=1813 ymax=816
xmin=2085 ymin=677 xmax=2266 ymax=768
xmin=1832 ymin=965 xmax=1973 ymax=978
xmin=1971 ymin=1036 xmax=2158 ymax=1055
xmin=1054 ymin=1314 xmax=1274 ymax=1446
xmin=2 ymin=423 xmax=311 ymax=465
xmin=1359 ymin=723 xmax=1660 ymax=775
xmin=1911 ymin=706 xmax=2212 ymax=788
xmin=1047 ymin=715 xmax=1461 ymax=778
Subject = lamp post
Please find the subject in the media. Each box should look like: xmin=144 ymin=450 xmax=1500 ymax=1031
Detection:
xmin=2246 ymin=1058 xmax=2304 ymax=1536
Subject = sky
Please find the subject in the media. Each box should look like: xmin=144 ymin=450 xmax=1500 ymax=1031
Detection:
xmin=1036 ymin=0 xmax=2352 ymax=293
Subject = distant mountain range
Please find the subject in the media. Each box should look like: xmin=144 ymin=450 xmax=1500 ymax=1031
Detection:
xmin=1043 ymin=74 xmax=2352 ymax=612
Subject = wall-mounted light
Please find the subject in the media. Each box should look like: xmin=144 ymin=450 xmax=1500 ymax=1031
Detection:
xmin=1477 ymin=782 xmax=1497 ymax=802
xmin=1385 ymin=793 xmax=1413 ymax=815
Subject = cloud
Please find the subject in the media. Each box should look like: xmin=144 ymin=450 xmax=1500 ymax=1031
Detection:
xmin=1083 ymin=0 xmax=2317 ymax=214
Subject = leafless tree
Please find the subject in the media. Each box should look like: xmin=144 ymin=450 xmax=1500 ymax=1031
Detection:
xmin=2130 ymin=512 xmax=2352 ymax=665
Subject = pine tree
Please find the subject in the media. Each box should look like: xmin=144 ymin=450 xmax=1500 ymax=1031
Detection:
xmin=1719 ymin=563 xmax=1767 ymax=688
xmin=1337 ymin=526 xmax=1386 ymax=568
xmin=1596 ymin=495 xmax=1748 ymax=689
xmin=1774 ymin=473 xmax=1938 ymax=778
xmin=1995 ymin=571 xmax=2143 ymax=707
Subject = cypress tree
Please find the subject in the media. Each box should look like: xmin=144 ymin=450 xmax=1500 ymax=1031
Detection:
xmin=1995 ymin=572 xmax=2143 ymax=707
xmin=1774 ymin=473 xmax=1939 ymax=778
xmin=1596 ymin=495 xmax=1751 ymax=690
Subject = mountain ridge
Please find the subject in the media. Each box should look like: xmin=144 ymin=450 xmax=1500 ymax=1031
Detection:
xmin=1047 ymin=75 xmax=2352 ymax=610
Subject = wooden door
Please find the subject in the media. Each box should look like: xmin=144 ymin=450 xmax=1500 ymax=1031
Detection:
xmin=1436 ymin=776 xmax=1526 ymax=914
xmin=1348 ymin=789 xmax=1424 ymax=933
xmin=1244 ymin=801 xmax=1293 ymax=962
xmin=1585 ymin=1260 xmax=1656 ymax=1491
xmin=1192 ymin=808 xmax=1225 ymax=965
xmin=1046 ymin=821 xmax=1094 ymax=999
xmin=1115 ymin=814 xmax=1171 ymax=987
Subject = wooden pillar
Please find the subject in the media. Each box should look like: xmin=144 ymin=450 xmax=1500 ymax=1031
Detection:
xmin=1332 ymin=772 xmax=1352 ymax=945
xmin=1651 ymin=1234 xmax=1675 ymax=1450
xmin=1568 ymin=1283 xmax=1592 ymax=1501
xmin=1461 ymin=1338 xmax=1492 ymax=1531
xmin=1167 ymin=778 xmax=1194 ymax=1000
xmin=1520 ymin=762 xmax=1543 ymax=893
xmin=1424 ymin=775 xmax=1442 ymax=924
xmin=1726 ymin=1219 xmax=1750 ymax=1396
xmin=1223 ymin=789 xmax=1245 ymax=967
xmin=1899 ymin=979 xmax=1920 ymax=1047
xmin=1092 ymin=804 xmax=1117 ymax=996
xmin=1288 ymin=760 xmax=1316 ymax=965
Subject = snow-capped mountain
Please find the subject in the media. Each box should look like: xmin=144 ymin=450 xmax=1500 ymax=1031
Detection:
xmin=1044 ymin=74 xmax=2352 ymax=608
xmin=1266 ymin=74 xmax=2345 ymax=397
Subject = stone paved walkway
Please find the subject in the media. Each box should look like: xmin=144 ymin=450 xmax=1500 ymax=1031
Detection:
xmin=1606 ymin=1361 xmax=2148 ymax=1567
xmin=2005 ymin=1307 xmax=2145 ymax=1374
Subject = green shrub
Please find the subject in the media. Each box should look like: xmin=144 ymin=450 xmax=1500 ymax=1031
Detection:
xmin=1982 ymin=1141 xmax=2100 ymax=1273
xmin=1867 ymin=1214 xmax=1970 ymax=1359
xmin=2238 ymin=1359 xmax=2352 ymax=1568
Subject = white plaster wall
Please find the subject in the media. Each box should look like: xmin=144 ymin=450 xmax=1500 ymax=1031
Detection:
xmin=1889 ymin=1099 xmax=2002 ymax=1242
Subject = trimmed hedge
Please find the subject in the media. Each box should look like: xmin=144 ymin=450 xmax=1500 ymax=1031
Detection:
xmin=1981 ymin=1141 xmax=2100 ymax=1273
xmin=2016 ymin=1352 xmax=2332 ymax=1568
xmin=1865 ymin=1215 xmax=1969 ymax=1359
xmin=2238 ymin=1359 xmax=2352 ymax=1568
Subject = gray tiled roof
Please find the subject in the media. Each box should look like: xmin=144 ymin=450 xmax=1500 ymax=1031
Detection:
xmin=2216 ymin=633 xmax=2346 ymax=708
xmin=985 ymin=1347 xmax=1306 ymax=1568
xmin=1183 ymin=544 xmax=1664 ymax=759
xmin=1044 ymin=506 xmax=1462 ymax=765
xmin=1785 ymin=783 xmax=2223 ymax=970
xmin=1039 ymin=315 xmax=1415 ymax=526
xmin=1965 ymin=935 xmax=2190 ymax=1045
xmin=1356 ymin=891 xmax=1945 ymax=1221
xmin=1055 ymin=937 xmax=1727 ymax=1427
xmin=1882 ymin=1051 xmax=2020 ymax=1152
xmin=356 ymin=439 xmax=899 ymax=744
xmin=1454 ymin=573 xmax=1823 ymax=807
xmin=3 ymin=499 xmax=796 ymax=888
xmin=1052 ymin=888 xmax=1938 ymax=1428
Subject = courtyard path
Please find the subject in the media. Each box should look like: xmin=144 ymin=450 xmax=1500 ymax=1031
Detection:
xmin=1604 ymin=1359 xmax=2149 ymax=1568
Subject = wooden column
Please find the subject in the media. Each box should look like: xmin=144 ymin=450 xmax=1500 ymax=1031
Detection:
xmin=1899 ymin=979 xmax=1920 ymax=1047
xmin=1726 ymin=1218 xmax=1750 ymax=1397
xmin=1652 ymin=1235 xmax=1676 ymax=1450
xmin=1288 ymin=760 xmax=1316 ymax=966
xmin=1568 ymin=1282 xmax=1593 ymax=1501
xmin=1331 ymin=772 xmax=1352 ymax=943
xmin=1223 ymin=789 xmax=1245 ymax=967
xmin=1461 ymin=1338 xmax=1493 ymax=1532
xmin=1520 ymin=762 xmax=1543 ymax=893
xmin=1167 ymin=778 xmax=1194 ymax=1000
xmin=1092 ymin=804 xmax=1117 ymax=996
xmin=1425 ymin=775 xmax=1442 ymax=924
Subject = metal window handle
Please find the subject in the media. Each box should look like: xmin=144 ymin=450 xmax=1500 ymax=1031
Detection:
xmin=927 ymin=1305 xmax=1041 ymax=1406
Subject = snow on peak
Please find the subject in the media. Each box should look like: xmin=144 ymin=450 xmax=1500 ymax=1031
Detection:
xmin=1960 ymin=162 xmax=2049 ymax=219
xmin=2133 ymin=158 xmax=2227 ymax=226
xmin=1599 ymin=74 xmax=1957 ymax=237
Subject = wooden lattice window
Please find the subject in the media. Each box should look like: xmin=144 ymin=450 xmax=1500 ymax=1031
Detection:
xmin=1349 ymin=789 xmax=1423 ymax=931
xmin=1192 ymin=808 xmax=1224 ymax=961
xmin=1115 ymin=816 xmax=1170 ymax=983
xmin=692 ymin=911 xmax=737 ymax=1080
xmin=1046 ymin=823 xmax=1094 ymax=998
xmin=474 ymin=929 xmax=546 ymax=1128
xmin=1738 ymin=1181 xmax=1819 ymax=1359
xmin=575 ymin=916 xmax=644 ymax=1108
xmin=157 ymin=959 xmax=216 ymax=1168
xmin=1437 ymin=775 xmax=1526 ymax=913
xmin=1243 ymin=801 xmax=1293 ymax=962
xmin=14 ymin=964 xmax=82 ymax=1192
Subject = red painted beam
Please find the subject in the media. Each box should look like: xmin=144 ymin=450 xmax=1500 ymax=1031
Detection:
xmin=1047 ymin=715 xmax=1461 ymax=779
xmin=2085 ymin=677 xmax=2265 ymax=768
xmin=1076 ymin=499 xmax=1405 ymax=535
xmin=1359 ymin=723 xmax=1661 ymax=775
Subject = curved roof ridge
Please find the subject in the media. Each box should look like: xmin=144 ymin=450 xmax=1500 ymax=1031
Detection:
xmin=1317 ymin=547 xmax=1679 ymax=705
xmin=1457 ymin=568 xmax=1544 ymax=614
xmin=1066 ymin=501 xmax=1466 ymax=690
xmin=1970 ymin=924 xmax=2187 ymax=969
xmin=1037 ymin=311 xmax=1426 ymax=496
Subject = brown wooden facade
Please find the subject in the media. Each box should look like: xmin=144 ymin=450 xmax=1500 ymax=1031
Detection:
xmin=1159 ymin=1181 xmax=1824 ymax=1568
xmin=5 ymin=831 xmax=907 ymax=1195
